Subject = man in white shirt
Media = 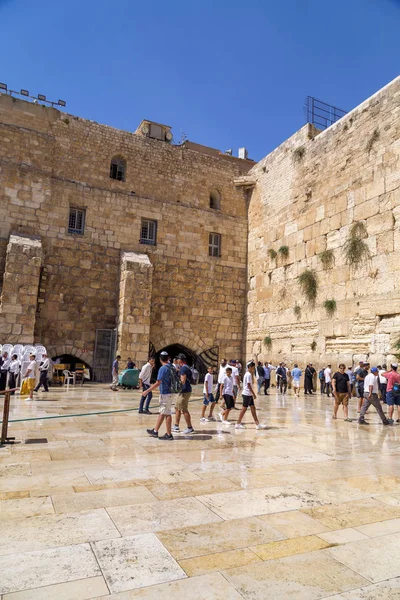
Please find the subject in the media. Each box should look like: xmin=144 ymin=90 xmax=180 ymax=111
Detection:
xmin=324 ymin=364 xmax=333 ymax=397
xmin=0 ymin=352 xmax=11 ymax=391
xmin=8 ymin=354 xmax=20 ymax=395
xmin=138 ymin=357 xmax=155 ymax=414
xmin=26 ymin=354 xmax=38 ymax=400
xmin=34 ymin=353 xmax=50 ymax=392
xmin=230 ymin=359 xmax=241 ymax=407
xmin=214 ymin=358 xmax=227 ymax=406
xmin=358 ymin=367 xmax=390 ymax=426
xmin=201 ymin=366 xmax=216 ymax=422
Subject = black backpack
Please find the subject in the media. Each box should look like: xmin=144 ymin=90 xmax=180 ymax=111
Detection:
xmin=167 ymin=364 xmax=182 ymax=394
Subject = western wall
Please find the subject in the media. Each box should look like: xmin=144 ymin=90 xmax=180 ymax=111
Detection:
xmin=244 ymin=75 xmax=400 ymax=367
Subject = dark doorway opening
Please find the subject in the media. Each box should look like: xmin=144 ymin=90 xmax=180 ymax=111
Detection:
xmin=52 ymin=354 xmax=91 ymax=373
xmin=154 ymin=344 xmax=206 ymax=383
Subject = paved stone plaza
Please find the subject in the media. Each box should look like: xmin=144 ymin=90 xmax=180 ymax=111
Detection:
xmin=1 ymin=386 xmax=400 ymax=598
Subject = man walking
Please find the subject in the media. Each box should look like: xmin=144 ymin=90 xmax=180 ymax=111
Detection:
xmin=263 ymin=362 xmax=271 ymax=395
xmin=8 ymin=354 xmax=20 ymax=395
xmin=358 ymin=367 xmax=391 ymax=426
xmin=276 ymin=363 xmax=287 ymax=395
xmin=378 ymin=364 xmax=388 ymax=403
xmin=354 ymin=361 xmax=366 ymax=412
xmin=304 ymin=364 xmax=314 ymax=395
xmin=382 ymin=363 xmax=400 ymax=424
xmin=256 ymin=361 xmax=265 ymax=394
xmin=215 ymin=358 xmax=227 ymax=406
xmin=324 ymin=364 xmax=333 ymax=397
xmin=332 ymin=363 xmax=352 ymax=421
xmin=138 ymin=357 xmax=155 ymax=414
xmin=144 ymin=351 xmax=174 ymax=440
xmin=173 ymin=353 xmax=194 ymax=435
xmin=110 ymin=355 xmax=121 ymax=391
xmin=34 ymin=353 xmax=50 ymax=392
xmin=0 ymin=351 xmax=11 ymax=391
xmin=291 ymin=364 xmax=302 ymax=397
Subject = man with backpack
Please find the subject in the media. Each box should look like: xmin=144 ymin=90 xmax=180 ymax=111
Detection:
xmin=173 ymin=353 xmax=195 ymax=435
xmin=144 ymin=351 xmax=174 ymax=440
xmin=383 ymin=363 xmax=400 ymax=424
xmin=276 ymin=363 xmax=288 ymax=395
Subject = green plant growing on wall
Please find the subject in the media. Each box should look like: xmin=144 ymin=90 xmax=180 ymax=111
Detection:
xmin=298 ymin=269 xmax=318 ymax=306
xmin=311 ymin=340 xmax=317 ymax=351
xmin=343 ymin=221 xmax=371 ymax=267
xmin=278 ymin=245 xmax=289 ymax=259
xmin=324 ymin=299 xmax=337 ymax=317
xmin=263 ymin=336 xmax=272 ymax=350
xmin=366 ymin=128 xmax=380 ymax=153
xmin=293 ymin=304 xmax=301 ymax=319
xmin=268 ymin=248 xmax=277 ymax=260
xmin=319 ymin=249 xmax=335 ymax=270
xmin=293 ymin=146 xmax=305 ymax=162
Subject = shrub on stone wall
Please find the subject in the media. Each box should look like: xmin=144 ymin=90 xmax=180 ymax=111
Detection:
xmin=263 ymin=336 xmax=272 ymax=349
xmin=278 ymin=245 xmax=289 ymax=259
xmin=319 ymin=249 xmax=335 ymax=270
xmin=268 ymin=248 xmax=277 ymax=260
xmin=343 ymin=222 xmax=371 ymax=266
xmin=298 ymin=269 xmax=318 ymax=307
xmin=324 ymin=299 xmax=337 ymax=317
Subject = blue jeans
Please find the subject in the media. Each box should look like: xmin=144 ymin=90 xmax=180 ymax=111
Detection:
xmin=139 ymin=383 xmax=152 ymax=412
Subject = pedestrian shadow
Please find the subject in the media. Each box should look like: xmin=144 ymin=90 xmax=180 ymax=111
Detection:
xmin=173 ymin=435 xmax=213 ymax=441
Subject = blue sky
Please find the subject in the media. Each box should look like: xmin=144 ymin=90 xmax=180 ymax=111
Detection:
xmin=1 ymin=0 xmax=399 ymax=160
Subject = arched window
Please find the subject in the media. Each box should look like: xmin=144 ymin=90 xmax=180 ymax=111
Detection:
xmin=110 ymin=156 xmax=126 ymax=181
xmin=209 ymin=189 xmax=221 ymax=210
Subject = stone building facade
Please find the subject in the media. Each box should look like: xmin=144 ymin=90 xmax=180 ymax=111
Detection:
xmin=1 ymin=74 xmax=400 ymax=375
xmin=245 ymin=75 xmax=400 ymax=366
xmin=0 ymin=94 xmax=252 ymax=378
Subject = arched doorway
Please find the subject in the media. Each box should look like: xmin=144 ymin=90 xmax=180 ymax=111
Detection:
xmin=152 ymin=343 xmax=218 ymax=383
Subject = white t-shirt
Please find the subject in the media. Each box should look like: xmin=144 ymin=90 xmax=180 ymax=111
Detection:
xmin=9 ymin=359 xmax=20 ymax=374
xmin=364 ymin=373 xmax=379 ymax=394
xmin=218 ymin=364 xmax=227 ymax=384
xmin=230 ymin=366 xmax=239 ymax=384
xmin=222 ymin=375 xmax=234 ymax=396
xmin=379 ymin=369 xmax=387 ymax=384
xmin=139 ymin=362 xmax=152 ymax=385
xmin=27 ymin=360 xmax=38 ymax=379
xmin=324 ymin=368 xmax=332 ymax=383
xmin=242 ymin=372 xmax=254 ymax=396
xmin=203 ymin=372 xmax=213 ymax=394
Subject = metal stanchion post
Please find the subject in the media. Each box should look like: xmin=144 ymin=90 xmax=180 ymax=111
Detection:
xmin=0 ymin=389 xmax=17 ymax=447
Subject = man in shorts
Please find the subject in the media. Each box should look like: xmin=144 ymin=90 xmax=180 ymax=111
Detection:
xmin=383 ymin=363 xmax=400 ymax=423
xmin=173 ymin=353 xmax=194 ymax=435
xmin=219 ymin=366 xmax=235 ymax=424
xmin=291 ymin=364 xmax=302 ymax=397
xmin=144 ymin=351 xmax=174 ymax=440
xmin=332 ymin=363 xmax=352 ymax=421
xmin=235 ymin=361 xmax=266 ymax=429
xmin=201 ymin=366 xmax=216 ymax=422
xmin=230 ymin=359 xmax=241 ymax=408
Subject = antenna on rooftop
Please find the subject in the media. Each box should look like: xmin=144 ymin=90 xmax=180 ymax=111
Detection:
xmin=0 ymin=81 xmax=66 ymax=108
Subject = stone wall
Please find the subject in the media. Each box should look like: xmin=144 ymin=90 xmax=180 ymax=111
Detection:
xmin=0 ymin=94 xmax=251 ymax=367
xmin=246 ymin=75 xmax=400 ymax=367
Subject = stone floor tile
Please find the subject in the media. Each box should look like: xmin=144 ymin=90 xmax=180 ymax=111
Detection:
xmin=145 ymin=477 xmax=241 ymax=501
xmin=323 ymin=577 xmax=400 ymax=599
xmin=325 ymin=532 xmax=400 ymax=583
xmin=258 ymin=510 xmax=332 ymax=537
xmin=52 ymin=485 xmax=157 ymax=513
xmin=0 ymin=508 xmax=120 ymax=555
xmin=303 ymin=498 xmax=400 ymax=529
xmin=222 ymin=550 xmax=369 ymax=599
xmin=92 ymin=533 xmax=186 ymax=593
xmin=107 ymin=496 xmax=221 ymax=536
xmin=84 ymin=467 xmax=154 ymax=485
xmin=95 ymin=572 xmax=244 ymax=599
xmin=2 ymin=575 xmax=109 ymax=599
xmin=355 ymin=517 xmax=400 ymax=538
xmin=251 ymin=534 xmax=331 ymax=560
xmin=317 ymin=527 xmax=369 ymax=544
xmin=179 ymin=547 xmax=261 ymax=576
xmin=0 ymin=543 xmax=100 ymax=595
xmin=157 ymin=516 xmax=284 ymax=560
xmin=0 ymin=495 xmax=54 ymax=520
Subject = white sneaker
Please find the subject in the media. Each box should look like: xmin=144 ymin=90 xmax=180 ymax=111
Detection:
xmin=256 ymin=423 xmax=267 ymax=430
xmin=218 ymin=413 xmax=224 ymax=422
xmin=222 ymin=420 xmax=231 ymax=425
xmin=200 ymin=417 xmax=208 ymax=423
xmin=235 ymin=423 xmax=245 ymax=429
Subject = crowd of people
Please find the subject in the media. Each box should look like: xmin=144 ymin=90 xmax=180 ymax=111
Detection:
xmin=114 ymin=353 xmax=400 ymax=438
xmin=0 ymin=350 xmax=51 ymax=400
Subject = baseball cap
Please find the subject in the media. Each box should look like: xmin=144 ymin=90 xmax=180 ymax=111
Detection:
xmin=391 ymin=363 xmax=398 ymax=368
xmin=371 ymin=367 xmax=378 ymax=373
xmin=177 ymin=353 xmax=186 ymax=360
xmin=230 ymin=359 xmax=237 ymax=364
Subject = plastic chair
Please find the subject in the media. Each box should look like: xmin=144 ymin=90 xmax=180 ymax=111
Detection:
xmin=35 ymin=345 xmax=47 ymax=355
xmin=2 ymin=343 xmax=13 ymax=356
xmin=12 ymin=344 xmax=24 ymax=357
xmin=63 ymin=370 xmax=75 ymax=390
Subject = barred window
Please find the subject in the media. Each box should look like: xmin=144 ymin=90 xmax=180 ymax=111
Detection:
xmin=110 ymin=156 xmax=126 ymax=181
xmin=68 ymin=208 xmax=85 ymax=235
xmin=140 ymin=219 xmax=157 ymax=246
xmin=209 ymin=232 xmax=221 ymax=257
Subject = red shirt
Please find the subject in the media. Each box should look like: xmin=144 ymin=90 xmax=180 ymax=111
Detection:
xmin=383 ymin=371 xmax=400 ymax=392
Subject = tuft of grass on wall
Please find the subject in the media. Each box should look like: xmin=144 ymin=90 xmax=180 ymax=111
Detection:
xmin=298 ymin=269 xmax=318 ymax=306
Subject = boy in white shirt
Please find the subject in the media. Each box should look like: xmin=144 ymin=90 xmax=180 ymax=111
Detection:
xmin=26 ymin=354 xmax=38 ymax=400
xmin=201 ymin=366 xmax=216 ymax=422
xmin=235 ymin=361 xmax=266 ymax=430
xmin=219 ymin=367 xmax=234 ymax=424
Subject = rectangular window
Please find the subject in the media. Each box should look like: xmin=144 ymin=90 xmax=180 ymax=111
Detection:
xmin=209 ymin=232 xmax=221 ymax=257
xmin=68 ymin=207 xmax=85 ymax=235
xmin=140 ymin=218 xmax=157 ymax=246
